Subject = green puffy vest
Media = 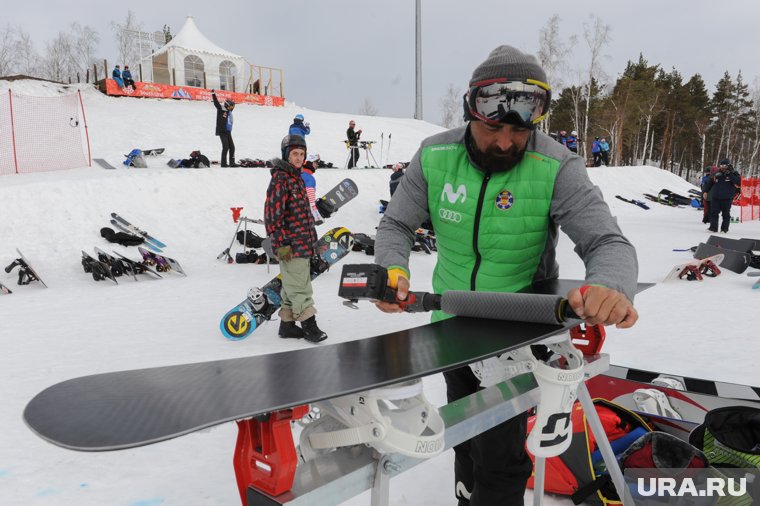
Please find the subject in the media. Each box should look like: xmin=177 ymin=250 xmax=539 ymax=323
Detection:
xmin=421 ymin=143 xmax=561 ymax=321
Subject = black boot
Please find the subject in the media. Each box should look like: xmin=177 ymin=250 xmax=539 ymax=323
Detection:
xmin=229 ymin=157 xmax=239 ymax=167
xmin=279 ymin=320 xmax=304 ymax=339
xmin=301 ymin=316 xmax=327 ymax=343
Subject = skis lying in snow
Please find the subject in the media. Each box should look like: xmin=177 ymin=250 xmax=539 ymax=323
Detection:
xmin=587 ymin=364 xmax=760 ymax=439
xmin=614 ymin=195 xmax=650 ymax=210
xmin=110 ymin=213 xmax=166 ymax=252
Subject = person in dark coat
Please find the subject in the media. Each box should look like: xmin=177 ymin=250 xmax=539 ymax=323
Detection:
xmin=112 ymin=65 xmax=123 ymax=87
xmin=703 ymin=159 xmax=741 ymax=233
xmin=211 ymin=89 xmax=237 ymax=167
xmin=264 ymin=135 xmax=327 ymax=343
xmin=699 ymin=166 xmax=714 ymax=223
xmin=389 ymin=163 xmax=405 ymax=196
xmin=122 ymin=65 xmax=135 ymax=89
xmin=346 ymin=120 xmax=362 ymax=168
xmin=289 ymin=114 xmax=311 ymax=137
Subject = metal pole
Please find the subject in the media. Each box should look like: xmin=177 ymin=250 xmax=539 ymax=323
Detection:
xmin=414 ymin=0 xmax=422 ymax=120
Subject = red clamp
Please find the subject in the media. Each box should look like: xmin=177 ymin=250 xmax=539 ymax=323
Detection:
xmin=230 ymin=207 xmax=244 ymax=223
xmin=569 ymin=285 xmax=606 ymax=355
xmin=233 ymin=404 xmax=309 ymax=503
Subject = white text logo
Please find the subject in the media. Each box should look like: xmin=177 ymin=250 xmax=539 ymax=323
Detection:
xmin=637 ymin=477 xmax=746 ymax=497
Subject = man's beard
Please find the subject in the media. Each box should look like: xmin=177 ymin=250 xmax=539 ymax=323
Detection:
xmin=471 ymin=143 xmax=526 ymax=173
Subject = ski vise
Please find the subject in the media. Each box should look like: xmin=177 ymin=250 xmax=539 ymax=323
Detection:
xmin=234 ymin=405 xmax=309 ymax=504
xmin=570 ymin=323 xmax=606 ymax=355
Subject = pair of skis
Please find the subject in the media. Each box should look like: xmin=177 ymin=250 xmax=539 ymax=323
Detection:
xmin=614 ymin=195 xmax=650 ymax=210
xmin=110 ymin=213 xmax=166 ymax=253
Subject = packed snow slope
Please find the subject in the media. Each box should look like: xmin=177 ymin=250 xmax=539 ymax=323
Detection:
xmin=1 ymin=80 xmax=758 ymax=506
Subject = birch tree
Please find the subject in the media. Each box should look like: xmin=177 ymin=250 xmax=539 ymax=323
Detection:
xmin=440 ymin=83 xmax=464 ymax=129
xmin=581 ymin=15 xmax=611 ymax=158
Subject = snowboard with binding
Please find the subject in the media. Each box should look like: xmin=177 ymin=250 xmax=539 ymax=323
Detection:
xmin=586 ymin=364 xmax=760 ymax=438
xmin=706 ymin=235 xmax=760 ymax=269
xmin=4 ymin=249 xmax=48 ymax=287
xmin=25 ymin=278 xmax=632 ymax=451
xmin=694 ymin=242 xmax=752 ymax=274
xmin=81 ymin=251 xmax=118 ymax=284
xmin=138 ymin=247 xmax=185 ymax=276
xmin=662 ymin=254 xmax=723 ymax=281
xmin=0 ymin=282 xmax=11 ymax=294
xmin=142 ymin=148 xmax=165 ymax=156
xmin=110 ymin=251 xmax=162 ymax=279
xmin=317 ymin=178 xmax=359 ymax=216
xmin=220 ymin=227 xmax=353 ymax=340
xmin=93 ymin=247 xmax=132 ymax=280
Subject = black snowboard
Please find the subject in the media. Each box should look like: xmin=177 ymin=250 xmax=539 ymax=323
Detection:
xmin=706 ymin=235 xmax=754 ymax=254
xmin=23 ymin=279 xmax=649 ymax=451
xmin=693 ymin=242 xmax=751 ymax=274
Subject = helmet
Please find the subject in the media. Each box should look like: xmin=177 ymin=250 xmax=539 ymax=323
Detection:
xmin=595 ymin=136 xmax=600 ymax=140
xmin=224 ymin=99 xmax=235 ymax=110
xmin=281 ymin=134 xmax=307 ymax=159
xmin=571 ymin=130 xmax=578 ymax=136
xmin=719 ymin=158 xmax=731 ymax=167
xmin=294 ymin=114 xmax=304 ymax=121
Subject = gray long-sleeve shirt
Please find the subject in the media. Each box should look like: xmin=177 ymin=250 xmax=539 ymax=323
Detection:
xmin=374 ymin=125 xmax=639 ymax=302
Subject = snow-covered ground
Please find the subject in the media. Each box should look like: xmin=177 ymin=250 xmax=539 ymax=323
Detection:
xmin=1 ymin=81 xmax=759 ymax=506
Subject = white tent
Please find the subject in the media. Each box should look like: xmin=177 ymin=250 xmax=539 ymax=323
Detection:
xmin=140 ymin=16 xmax=245 ymax=92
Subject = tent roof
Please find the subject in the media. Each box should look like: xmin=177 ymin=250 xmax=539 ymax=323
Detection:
xmin=154 ymin=16 xmax=243 ymax=59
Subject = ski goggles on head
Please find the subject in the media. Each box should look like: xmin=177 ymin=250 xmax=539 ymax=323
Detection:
xmin=465 ymin=78 xmax=551 ymax=127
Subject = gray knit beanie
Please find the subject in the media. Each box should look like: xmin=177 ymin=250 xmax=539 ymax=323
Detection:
xmin=469 ymin=45 xmax=547 ymax=86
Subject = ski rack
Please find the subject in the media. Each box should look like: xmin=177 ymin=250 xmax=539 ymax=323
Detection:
xmin=239 ymin=353 xmax=633 ymax=506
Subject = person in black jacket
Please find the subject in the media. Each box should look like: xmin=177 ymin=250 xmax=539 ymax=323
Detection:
xmin=703 ymin=159 xmax=741 ymax=233
xmin=389 ymin=163 xmax=405 ymax=196
xmin=211 ymin=90 xmax=237 ymax=167
xmin=346 ymin=120 xmax=362 ymax=168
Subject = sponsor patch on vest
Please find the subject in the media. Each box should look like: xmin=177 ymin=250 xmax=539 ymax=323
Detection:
xmin=441 ymin=183 xmax=467 ymax=204
xmin=439 ymin=208 xmax=462 ymax=223
xmin=495 ymin=190 xmax=514 ymax=210
xmin=430 ymin=145 xmax=457 ymax=151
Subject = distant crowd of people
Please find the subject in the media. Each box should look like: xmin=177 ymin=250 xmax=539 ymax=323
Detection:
xmin=550 ymin=130 xmax=610 ymax=166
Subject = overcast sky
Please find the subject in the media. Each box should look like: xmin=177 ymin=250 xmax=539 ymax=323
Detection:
xmin=9 ymin=0 xmax=760 ymax=124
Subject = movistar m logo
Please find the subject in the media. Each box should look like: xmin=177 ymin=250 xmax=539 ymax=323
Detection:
xmin=441 ymin=183 xmax=466 ymax=204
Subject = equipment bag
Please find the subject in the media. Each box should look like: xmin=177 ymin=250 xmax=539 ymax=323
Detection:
xmin=236 ymin=230 xmax=263 ymax=249
xmin=690 ymin=406 xmax=760 ymax=469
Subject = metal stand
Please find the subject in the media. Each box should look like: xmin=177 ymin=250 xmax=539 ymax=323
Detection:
xmin=245 ymin=354 xmax=630 ymax=506
xmin=342 ymin=141 xmax=380 ymax=169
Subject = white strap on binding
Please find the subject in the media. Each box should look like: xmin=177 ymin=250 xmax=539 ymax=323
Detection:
xmin=632 ymin=388 xmax=682 ymax=419
xmin=300 ymin=379 xmax=444 ymax=461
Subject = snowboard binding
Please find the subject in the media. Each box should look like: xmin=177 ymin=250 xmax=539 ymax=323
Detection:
xmin=81 ymin=254 xmax=111 ymax=282
xmin=298 ymin=378 xmax=445 ymax=461
xmin=4 ymin=258 xmax=38 ymax=285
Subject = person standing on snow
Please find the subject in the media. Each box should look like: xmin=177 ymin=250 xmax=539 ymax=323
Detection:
xmin=264 ymin=135 xmax=327 ymax=343
xmin=591 ymin=136 xmax=602 ymax=166
xmin=373 ymin=45 xmax=639 ymax=506
xmin=211 ymin=89 xmax=237 ymax=167
xmin=704 ymin=159 xmax=741 ymax=233
xmin=600 ymin=137 xmax=610 ymax=165
xmin=699 ymin=166 xmax=714 ymax=224
xmin=346 ymin=120 xmax=362 ymax=168
xmin=289 ymin=114 xmax=311 ymax=137
xmin=566 ymin=130 xmax=579 ymax=154
xmin=302 ymin=154 xmax=323 ymax=225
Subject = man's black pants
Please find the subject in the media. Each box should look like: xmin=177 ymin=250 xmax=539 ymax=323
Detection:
xmin=219 ymin=132 xmax=235 ymax=166
xmin=444 ymin=366 xmax=533 ymax=506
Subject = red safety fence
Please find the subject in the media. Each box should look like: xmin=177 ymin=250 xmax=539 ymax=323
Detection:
xmin=739 ymin=177 xmax=760 ymax=222
xmin=102 ymin=79 xmax=285 ymax=107
xmin=0 ymin=90 xmax=91 ymax=175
